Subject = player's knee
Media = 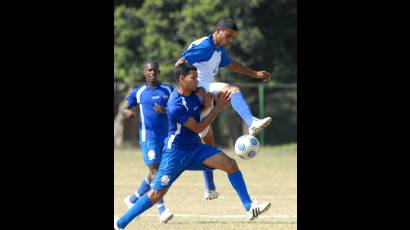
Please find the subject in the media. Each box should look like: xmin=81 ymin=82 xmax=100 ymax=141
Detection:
xmin=224 ymin=158 xmax=239 ymax=173
xmin=148 ymin=165 xmax=159 ymax=180
xmin=228 ymin=86 xmax=240 ymax=94
xmin=148 ymin=189 xmax=164 ymax=204
xmin=149 ymin=171 xmax=157 ymax=180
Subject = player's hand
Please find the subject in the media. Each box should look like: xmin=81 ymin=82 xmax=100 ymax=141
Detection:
xmin=195 ymin=87 xmax=206 ymax=97
xmin=153 ymin=103 xmax=166 ymax=113
xmin=123 ymin=109 xmax=136 ymax=119
xmin=214 ymin=91 xmax=230 ymax=111
xmin=175 ymin=57 xmax=187 ymax=67
xmin=203 ymin=92 xmax=214 ymax=109
xmin=255 ymin=71 xmax=271 ymax=82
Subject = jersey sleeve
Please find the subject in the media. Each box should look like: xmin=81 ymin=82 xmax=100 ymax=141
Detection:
xmin=218 ymin=48 xmax=232 ymax=68
xmin=126 ymin=88 xmax=138 ymax=107
xmin=180 ymin=44 xmax=214 ymax=64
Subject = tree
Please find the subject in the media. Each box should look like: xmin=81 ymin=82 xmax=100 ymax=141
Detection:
xmin=114 ymin=0 xmax=297 ymax=146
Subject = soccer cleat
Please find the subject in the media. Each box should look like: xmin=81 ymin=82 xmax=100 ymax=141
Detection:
xmin=114 ymin=216 xmax=123 ymax=230
xmin=248 ymin=117 xmax=272 ymax=136
xmin=123 ymin=195 xmax=135 ymax=210
xmin=247 ymin=201 xmax=271 ymax=220
xmin=159 ymin=208 xmax=174 ymax=224
xmin=204 ymin=189 xmax=219 ymax=200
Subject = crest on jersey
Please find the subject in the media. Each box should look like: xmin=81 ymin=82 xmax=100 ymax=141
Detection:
xmin=161 ymin=175 xmax=170 ymax=186
xmin=148 ymin=149 xmax=156 ymax=160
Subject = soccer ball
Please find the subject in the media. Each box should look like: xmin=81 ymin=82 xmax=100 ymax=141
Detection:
xmin=234 ymin=135 xmax=260 ymax=160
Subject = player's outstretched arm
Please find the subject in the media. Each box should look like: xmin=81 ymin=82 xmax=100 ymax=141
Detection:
xmin=228 ymin=60 xmax=271 ymax=81
xmin=183 ymin=92 xmax=230 ymax=133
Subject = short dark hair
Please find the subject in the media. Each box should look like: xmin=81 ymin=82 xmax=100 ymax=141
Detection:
xmin=216 ymin=17 xmax=238 ymax=31
xmin=143 ymin=60 xmax=159 ymax=69
xmin=173 ymin=63 xmax=197 ymax=82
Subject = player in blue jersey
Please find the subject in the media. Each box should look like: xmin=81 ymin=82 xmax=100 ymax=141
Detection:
xmin=175 ymin=17 xmax=272 ymax=141
xmin=121 ymin=61 xmax=174 ymax=224
xmin=114 ymin=63 xmax=271 ymax=230
xmin=121 ymin=61 xmax=217 ymax=223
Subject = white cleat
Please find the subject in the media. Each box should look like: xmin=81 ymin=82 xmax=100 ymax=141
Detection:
xmin=247 ymin=201 xmax=271 ymax=221
xmin=159 ymin=208 xmax=174 ymax=224
xmin=114 ymin=216 xmax=123 ymax=230
xmin=248 ymin=117 xmax=272 ymax=136
xmin=204 ymin=189 xmax=219 ymax=200
xmin=123 ymin=195 xmax=134 ymax=210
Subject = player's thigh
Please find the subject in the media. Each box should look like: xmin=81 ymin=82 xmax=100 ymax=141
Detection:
xmin=200 ymin=126 xmax=215 ymax=146
xmin=151 ymin=148 xmax=189 ymax=191
xmin=191 ymin=144 xmax=227 ymax=170
xmin=202 ymin=152 xmax=238 ymax=173
xmin=209 ymin=82 xmax=229 ymax=95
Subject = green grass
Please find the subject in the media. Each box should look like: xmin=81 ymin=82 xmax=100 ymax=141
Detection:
xmin=114 ymin=144 xmax=297 ymax=230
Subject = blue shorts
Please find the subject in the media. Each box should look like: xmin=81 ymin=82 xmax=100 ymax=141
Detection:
xmin=151 ymin=143 xmax=222 ymax=191
xmin=139 ymin=139 xmax=164 ymax=166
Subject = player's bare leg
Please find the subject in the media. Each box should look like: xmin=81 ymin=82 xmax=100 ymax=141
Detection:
xmin=201 ymin=125 xmax=215 ymax=146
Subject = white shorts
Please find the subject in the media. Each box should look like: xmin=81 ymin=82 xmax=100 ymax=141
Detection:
xmin=198 ymin=82 xmax=229 ymax=138
xmin=198 ymin=81 xmax=228 ymax=96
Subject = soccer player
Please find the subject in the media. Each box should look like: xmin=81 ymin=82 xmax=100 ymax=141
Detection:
xmin=175 ymin=17 xmax=272 ymax=141
xmin=121 ymin=61 xmax=216 ymax=223
xmin=114 ymin=63 xmax=271 ymax=230
xmin=121 ymin=61 xmax=174 ymax=224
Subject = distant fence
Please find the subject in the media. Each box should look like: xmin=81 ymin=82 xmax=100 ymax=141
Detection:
xmin=114 ymin=82 xmax=296 ymax=147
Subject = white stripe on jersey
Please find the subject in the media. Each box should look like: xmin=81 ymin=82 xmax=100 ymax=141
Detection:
xmin=136 ymin=85 xmax=147 ymax=103
xmin=139 ymin=104 xmax=146 ymax=142
xmin=189 ymin=37 xmax=208 ymax=48
xmin=136 ymin=86 xmax=147 ymax=142
xmin=167 ymin=123 xmax=182 ymax=149
xmin=160 ymin=85 xmax=172 ymax=95
xmin=181 ymin=97 xmax=188 ymax=111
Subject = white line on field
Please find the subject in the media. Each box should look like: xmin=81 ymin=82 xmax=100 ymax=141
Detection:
xmin=143 ymin=214 xmax=297 ymax=219
xmin=208 ymin=195 xmax=296 ymax=199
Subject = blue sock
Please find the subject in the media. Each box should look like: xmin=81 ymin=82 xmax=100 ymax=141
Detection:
xmin=228 ymin=170 xmax=253 ymax=211
xmin=129 ymin=194 xmax=138 ymax=203
xmin=203 ymin=169 xmax=216 ymax=190
xmin=157 ymin=198 xmax=166 ymax=214
xmin=130 ymin=177 xmax=151 ymax=203
xmin=231 ymin=92 xmax=254 ymax=127
xmin=117 ymin=194 xmax=153 ymax=229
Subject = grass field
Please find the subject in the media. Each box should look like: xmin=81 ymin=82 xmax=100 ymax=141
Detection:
xmin=114 ymin=144 xmax=297 ymax=230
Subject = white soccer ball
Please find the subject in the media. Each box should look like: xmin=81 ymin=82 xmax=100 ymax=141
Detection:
xmin=234 ymin=135 xmax=260 ymax=160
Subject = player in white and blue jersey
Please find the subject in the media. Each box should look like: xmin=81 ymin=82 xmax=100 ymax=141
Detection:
xmin=114 ymin=63 xmax=271 ymax=230
xmin=175 ymin=18 xmax=273 ymax=199
xmin=175 ymin=17 xmax=272 ymax=142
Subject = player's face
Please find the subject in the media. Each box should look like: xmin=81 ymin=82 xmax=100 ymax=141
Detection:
xmin=217 ymin=28 xmax=237 ymax=47
xmin=182 ymin=70 xmax=198 ymax=92
xmin=144 ymin=63 xmax=160 ymax=84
